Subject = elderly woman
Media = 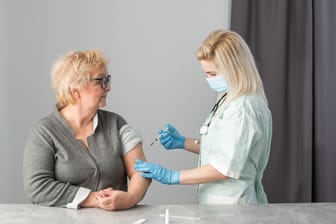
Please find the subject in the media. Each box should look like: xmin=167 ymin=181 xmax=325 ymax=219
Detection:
xmin=23 ymin=49 xmax=151 ymax=210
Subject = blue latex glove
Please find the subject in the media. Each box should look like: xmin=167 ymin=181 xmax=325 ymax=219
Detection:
xmin=134 ymin=159 xmax=180 ymax=185
xmin=159 ymin=123 xmax=186 ymax=150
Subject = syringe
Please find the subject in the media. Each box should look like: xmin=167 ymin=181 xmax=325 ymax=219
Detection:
xmin=150 ymin=127 xmax=168 ymax=146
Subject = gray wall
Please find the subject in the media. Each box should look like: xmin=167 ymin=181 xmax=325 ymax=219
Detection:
xmin=0 ymin=0 xmax=231 ymax=204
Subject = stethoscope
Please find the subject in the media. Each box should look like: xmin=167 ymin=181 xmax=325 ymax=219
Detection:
xmin=194 ymin=93 xmax=227 ymax=144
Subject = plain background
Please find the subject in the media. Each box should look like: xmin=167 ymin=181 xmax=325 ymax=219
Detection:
xmin=0 ymin=0 xmax=231 ymax=204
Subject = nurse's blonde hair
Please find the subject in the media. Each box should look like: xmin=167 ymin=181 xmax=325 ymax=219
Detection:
xmin=51 ymin=49 xmax=108 ymax=109
xmin=196 ymin=30 xmax=267 ymax=104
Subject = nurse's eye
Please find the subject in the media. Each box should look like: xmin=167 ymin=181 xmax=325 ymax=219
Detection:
xmin=206 ymin=72 xmax=217 ymax=78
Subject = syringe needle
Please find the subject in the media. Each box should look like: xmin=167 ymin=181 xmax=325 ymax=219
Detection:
xmin=150 ymin=138 xmax=158 ymax=146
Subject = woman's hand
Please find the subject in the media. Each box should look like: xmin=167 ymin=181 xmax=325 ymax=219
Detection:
xmin=79 ymin=191 xmax=101 ymax=208
xmin=96 ymin=188 xmax=135 ymax=211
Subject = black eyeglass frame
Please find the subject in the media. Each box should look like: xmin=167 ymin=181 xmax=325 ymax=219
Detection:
xmin=90 ymin=74 xmax=111 ymax=89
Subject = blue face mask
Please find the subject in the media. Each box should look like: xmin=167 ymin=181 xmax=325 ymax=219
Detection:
xmin=206 ymin=75 xmax=228 ymax=93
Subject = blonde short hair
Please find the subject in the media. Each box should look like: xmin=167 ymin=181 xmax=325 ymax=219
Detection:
xmin=51 ymin=49 xmax=108 ymax=109
xmin=197 ymin=30 xmax=266 ymax=103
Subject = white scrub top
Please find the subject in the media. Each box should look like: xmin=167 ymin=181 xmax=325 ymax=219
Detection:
xmin=198 ymin=93 xmax=272 ymax=205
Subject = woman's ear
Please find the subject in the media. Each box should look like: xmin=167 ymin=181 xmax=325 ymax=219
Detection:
xmin=72 ymin=90 xmax=80 ymax=100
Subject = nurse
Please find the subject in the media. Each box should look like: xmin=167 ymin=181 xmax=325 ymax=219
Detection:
xmin=135 ymin=30 xmax=272 ymax=205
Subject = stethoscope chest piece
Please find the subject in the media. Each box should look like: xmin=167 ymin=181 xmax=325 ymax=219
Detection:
xmin=200 ymin=125 xmax=209 ymax=135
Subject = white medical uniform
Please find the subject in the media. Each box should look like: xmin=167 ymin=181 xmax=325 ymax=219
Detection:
xmin=198 ymin=93 xmax=272 ymax=205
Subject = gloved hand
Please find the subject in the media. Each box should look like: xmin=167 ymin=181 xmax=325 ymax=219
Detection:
xmin=134 ymin=159 xmax=180 ymax=185
xmin=159 ymin=123 xmax=186 ymax=150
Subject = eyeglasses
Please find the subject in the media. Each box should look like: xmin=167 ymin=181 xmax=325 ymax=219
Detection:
xmin=90 ymin=74 xmax=111 ymax=89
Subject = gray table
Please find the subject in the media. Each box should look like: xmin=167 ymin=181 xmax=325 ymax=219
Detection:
xmin=1 ymin=203 xmax=336 ymax=224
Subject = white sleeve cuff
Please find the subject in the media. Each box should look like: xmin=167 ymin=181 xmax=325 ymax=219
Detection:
xmin=66 ymin=187 xmax=91 ymax=209
xmin=210 ymin=159 xmax=241 ymax=179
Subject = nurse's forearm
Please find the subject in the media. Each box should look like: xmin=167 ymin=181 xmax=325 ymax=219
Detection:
xmin=184 ymin=137 xmax=200 ymax=154
xmin=179 ymin=164 xmax=228 ymax=185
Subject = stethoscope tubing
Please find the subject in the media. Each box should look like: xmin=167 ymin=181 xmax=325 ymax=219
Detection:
xmin=199 ymin=93 xmax=227 ymax=135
